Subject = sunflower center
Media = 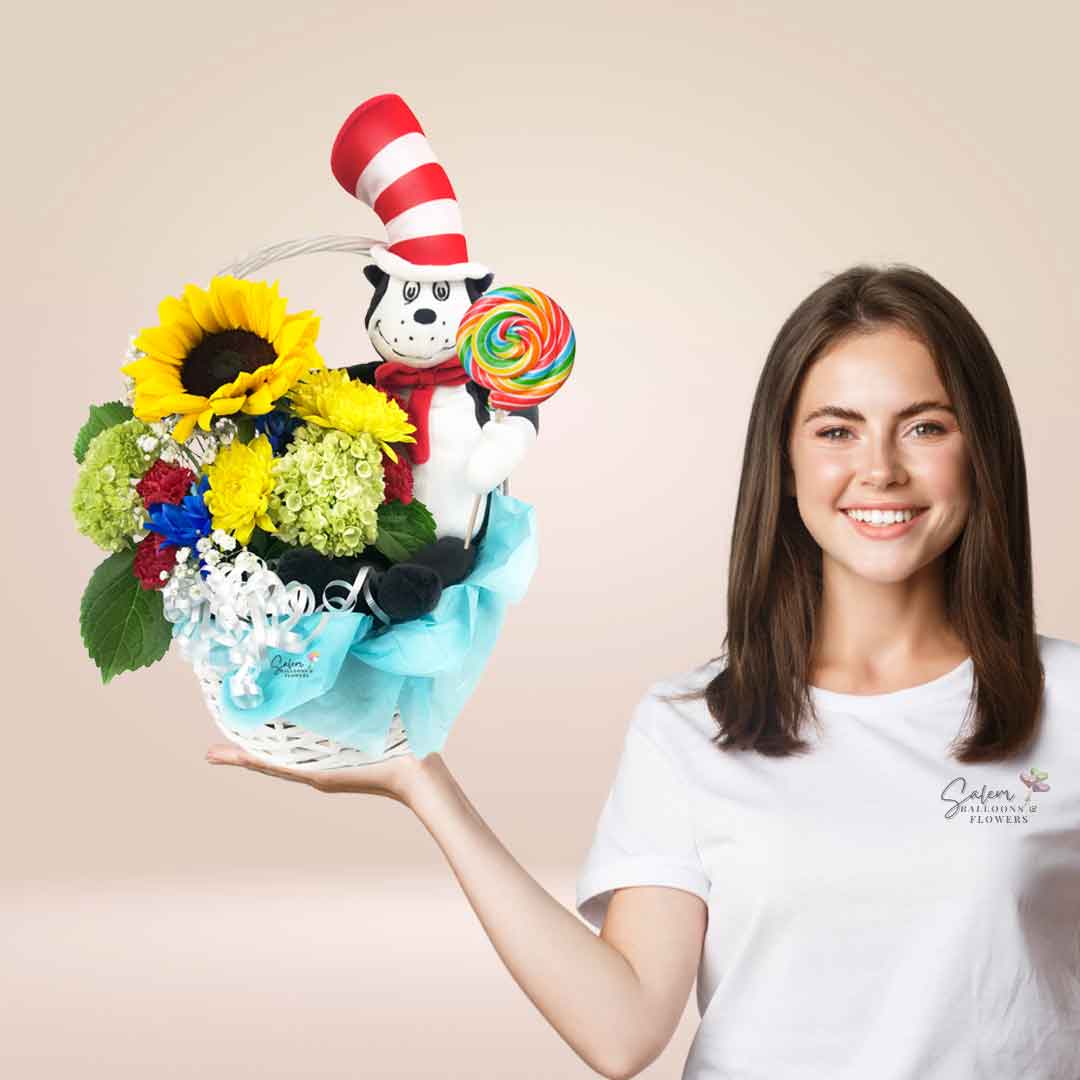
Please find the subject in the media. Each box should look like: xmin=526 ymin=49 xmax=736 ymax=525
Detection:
xmin=182 ymin=330 xmax=277 ymax=397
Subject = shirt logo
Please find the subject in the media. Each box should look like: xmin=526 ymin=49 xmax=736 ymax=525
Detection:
xmin=1018 ymin=767 xmax=1051 ymax=807
xmin=940 ymin=765 xmax=1052 ymax=824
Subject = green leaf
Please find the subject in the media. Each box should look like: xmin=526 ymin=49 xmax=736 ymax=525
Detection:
xmin=374 ymin=499 xmax=437 ymax=563
xmin=246 ymin=527 xmax=291 ymax=563
xmin=79 ymin=548 xmax=173 ymax=684
xmin=74 ymin=401 xmax=134 ymax=463
xmin=244 ymin=528 xmax=270 ymax=558
xmin=261 ymin=536 xmax=292 ymax=562
xmin=233 ymin=415 xmax=257 ymax=444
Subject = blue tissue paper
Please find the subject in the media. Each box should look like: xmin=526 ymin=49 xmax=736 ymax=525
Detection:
xmin=214 ymin=490 xmax=537 ymax=759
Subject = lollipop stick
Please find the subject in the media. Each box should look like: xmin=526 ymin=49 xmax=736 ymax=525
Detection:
xmin=463 ymin=497 xmax=481 ymax=550
xmin=463 ymin=409 xmax=508 ymax=551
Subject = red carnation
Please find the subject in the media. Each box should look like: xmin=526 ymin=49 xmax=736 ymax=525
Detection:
xmin=381 ymin=448 xmax=413 ymax=505
xmin=133 ymin=531 xmax=179 ymax=590
xmin=136 ymin=459 xmax=196 ymax=509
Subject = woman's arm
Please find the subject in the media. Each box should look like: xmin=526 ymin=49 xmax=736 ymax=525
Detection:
xmin=402 ymin=753 xmax=704 ymax=1079
xmin=205 ymin=742 xmax=705 ymax=1079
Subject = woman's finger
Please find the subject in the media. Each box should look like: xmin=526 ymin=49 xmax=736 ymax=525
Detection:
xmin=205 ymin=744 xmax=245 ymax=765
xmin=202 ymin=742 xmax=415 ymax=799
xmin=205 ymin=744 xmax=324 ymax=787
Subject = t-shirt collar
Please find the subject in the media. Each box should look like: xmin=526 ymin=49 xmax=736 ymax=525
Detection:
xmin=808 ymin=654 xmax=974 ymax=715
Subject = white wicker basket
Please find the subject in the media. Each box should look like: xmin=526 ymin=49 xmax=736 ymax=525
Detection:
xmin=198 ymin=666 xmax=411 ymax=771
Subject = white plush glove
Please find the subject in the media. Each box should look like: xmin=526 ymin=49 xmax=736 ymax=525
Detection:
xmin=464 ymin=415 xmax=537 ymax=494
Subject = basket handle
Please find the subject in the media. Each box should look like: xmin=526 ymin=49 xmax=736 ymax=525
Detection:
xmin=216 ymin=234 xmax=382 ymax=280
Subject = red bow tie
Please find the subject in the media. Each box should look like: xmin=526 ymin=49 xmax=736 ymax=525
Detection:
xmin=374 ymin=357 xmax=469 ymax=464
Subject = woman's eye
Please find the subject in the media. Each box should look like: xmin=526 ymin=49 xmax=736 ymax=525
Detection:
xmin=402 ymin=281 xmax=420 ymax=303
xmin=432 ymin=281 xmax=450 ymax=301
xmin=816 ymin=422 xmax=947 ymax=441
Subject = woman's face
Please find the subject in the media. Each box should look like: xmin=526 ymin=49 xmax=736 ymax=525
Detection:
xmin=785 ymin=324 xmax=972 ymax=585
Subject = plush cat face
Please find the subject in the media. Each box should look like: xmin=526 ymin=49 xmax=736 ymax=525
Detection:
xmin=363 ymin=265 xmax=493 ymax=369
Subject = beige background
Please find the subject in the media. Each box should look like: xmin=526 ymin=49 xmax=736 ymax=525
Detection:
xmin=5 ymin=0 xmax=1079 ymax=1076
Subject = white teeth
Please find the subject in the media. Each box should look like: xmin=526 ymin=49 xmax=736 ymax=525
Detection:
xmin=844 ymin=508 xmax=921 ymax=525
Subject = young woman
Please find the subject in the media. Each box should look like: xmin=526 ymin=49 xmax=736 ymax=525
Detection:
xmin=206 ymin=265 xmax=1080 ymax=1079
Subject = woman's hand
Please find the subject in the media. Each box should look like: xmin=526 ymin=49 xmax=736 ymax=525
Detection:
xmin=205 ymin=742 xmax=429 ymax=805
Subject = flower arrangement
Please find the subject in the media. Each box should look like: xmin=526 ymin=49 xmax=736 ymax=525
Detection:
xmin=72 ymin=266 xmax=540 ymax=768
xmin=72 ymin=275 xmax=436 ymax=685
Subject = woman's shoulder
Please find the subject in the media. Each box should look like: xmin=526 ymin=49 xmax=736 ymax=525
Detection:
xmin=1038 ymin=630 xmax=1080 ymax=665
xmin=648 ymin=656 xmax=725 ymax=700
xmin=632 ymin=656 xmax=726 ymax=760
xmin=1038 ymin=631 xmax=1080 ymax=707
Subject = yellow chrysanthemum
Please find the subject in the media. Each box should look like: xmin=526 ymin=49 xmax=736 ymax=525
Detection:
xmin=121 ymin=275 xmax=326 ymax=443
xmin=203 ymin=434 xmax=277 ymax=545
xmin=287 ymin=367 xmax=416 ymax=463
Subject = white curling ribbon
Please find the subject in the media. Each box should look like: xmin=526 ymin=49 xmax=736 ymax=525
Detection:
xmin=163 ymin=549 xmax=376 ymax=711
xmin=227 ymin=658 xmax=264 ymax=709
xmin=320 ymin=564 xmax=375 ymax=612
xmin=224 ymin=576 xmax=329 ymax=709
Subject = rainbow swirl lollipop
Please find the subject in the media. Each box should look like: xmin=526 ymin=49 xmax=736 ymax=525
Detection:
xmin=455 ymin=285 xmax=575 ymax=411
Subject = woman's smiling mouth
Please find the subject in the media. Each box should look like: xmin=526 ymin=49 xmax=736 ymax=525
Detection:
xmin=840 ymin=505 xmax=929 ymax=540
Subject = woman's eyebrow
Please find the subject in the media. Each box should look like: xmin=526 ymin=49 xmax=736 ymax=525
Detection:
xmin=801 ymin=399 xmax=956 ymax=425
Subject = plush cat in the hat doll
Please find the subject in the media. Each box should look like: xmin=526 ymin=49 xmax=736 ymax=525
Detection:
xmin=277 ymin=94 xmax=539 ymax=625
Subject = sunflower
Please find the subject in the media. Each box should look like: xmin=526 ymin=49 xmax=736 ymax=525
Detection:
xmin=121 ymin=276 xmax=325 ymax=443
xmin=286 ymin=367 xmax=416 ymax=462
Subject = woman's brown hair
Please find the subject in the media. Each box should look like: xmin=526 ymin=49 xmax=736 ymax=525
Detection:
xmin=665 ymin=263 xmax=1044 ymax=764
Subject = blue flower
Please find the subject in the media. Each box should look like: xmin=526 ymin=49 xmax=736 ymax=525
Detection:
xmin=145 ymin=474 xmax=213 ymax=553
xmin=253 ymin=409 xmax=302 ymax=454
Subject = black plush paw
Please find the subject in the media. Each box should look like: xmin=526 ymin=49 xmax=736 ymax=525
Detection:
xmin=274 ymin=546 xmax=366 ymax=604
xmin=406 ymin=535 xmax=479 ymax=587
xmin=371 ymin=564 xmax=443 ymax=623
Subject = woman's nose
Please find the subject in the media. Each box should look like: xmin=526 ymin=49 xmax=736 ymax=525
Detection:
xmin=413 ymin=308 xmax=436 ymax=325
xmin=861 ymin=435 xmax=905 ymax=483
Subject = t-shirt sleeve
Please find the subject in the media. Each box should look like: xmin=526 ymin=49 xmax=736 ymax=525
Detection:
xmin=574 ymin=688 xmax=711 ymax=932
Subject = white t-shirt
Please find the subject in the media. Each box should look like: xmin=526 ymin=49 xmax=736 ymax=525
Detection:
xmin=576 ymin=631 xmax=1080 ymax=1079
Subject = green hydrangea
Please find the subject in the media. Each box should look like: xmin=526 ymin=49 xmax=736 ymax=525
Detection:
xmin=71 ymin=418 xmax=160 ymax=552
xmin=268 ymin=424 xmax=385 ymax=557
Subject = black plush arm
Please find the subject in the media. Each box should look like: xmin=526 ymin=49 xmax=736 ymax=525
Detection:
xmin=343 ymin=360 xmax=382 ymax=385
xmin=503 ymin=402 xmax=540 ymax=434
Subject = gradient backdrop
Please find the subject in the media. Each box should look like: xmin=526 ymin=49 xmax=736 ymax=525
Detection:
xmin=5 ymin=1 xmax=1078 ymax=1076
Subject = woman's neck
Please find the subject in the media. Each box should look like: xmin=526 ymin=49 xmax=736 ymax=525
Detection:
xmin=809 ymin=558 xmax=967 ymax=693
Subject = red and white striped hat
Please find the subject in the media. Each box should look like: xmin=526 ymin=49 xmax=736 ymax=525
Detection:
xmin=330 ymin=94 xmax=489 ymax=282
